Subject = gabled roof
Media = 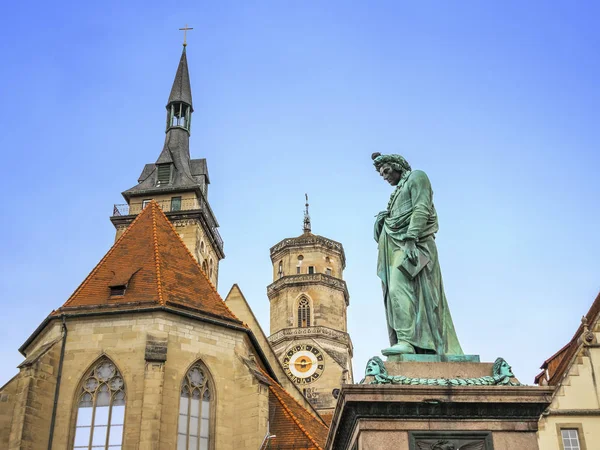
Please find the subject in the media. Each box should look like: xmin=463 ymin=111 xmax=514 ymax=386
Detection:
xmin=260 ymin=369 xmax=329 ymax=450
xmin=167 ymin=46 xmax=193 ymax=109
xmin=57 ymin=201 xmax=240 ymax=323
xmin=535 ymin=291 xmax=600 ymax=385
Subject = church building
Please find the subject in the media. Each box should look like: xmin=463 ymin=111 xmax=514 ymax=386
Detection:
xmin=0 ymin=43 xmax=347 ymax=450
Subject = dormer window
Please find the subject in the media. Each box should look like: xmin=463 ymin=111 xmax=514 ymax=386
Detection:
xmin=110 ymin=285 xmax=126 ymax=297
xmin=156 ymin=164 xmax=172 ymax=186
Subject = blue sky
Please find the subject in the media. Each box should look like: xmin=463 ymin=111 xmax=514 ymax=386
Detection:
xmin=1 ymin=1 xmax=599 ymax=386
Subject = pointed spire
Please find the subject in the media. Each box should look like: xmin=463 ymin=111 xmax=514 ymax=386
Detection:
xmin=303 ymin=193 xmax=311 ymax=234
xmin=167 ymin=46 xmax=193 ymax=110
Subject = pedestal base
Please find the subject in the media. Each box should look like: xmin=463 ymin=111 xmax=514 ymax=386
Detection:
xmin=326 ymin=360 xmax=553 ymax=450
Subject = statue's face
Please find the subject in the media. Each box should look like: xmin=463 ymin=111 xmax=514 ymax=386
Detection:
xmin=499 ymin=360 xmax=514 ymax=378
xmin=379 ymin=163 xmax=402 ymax=186
xmin=365 ymin=359 xmax=382 ymax=376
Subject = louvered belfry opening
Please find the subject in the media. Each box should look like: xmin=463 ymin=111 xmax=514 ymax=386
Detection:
xmin=298 ymin=297 xmax=311 ymax=328
xmin=156 ymin=164 xmax=172 ymax=186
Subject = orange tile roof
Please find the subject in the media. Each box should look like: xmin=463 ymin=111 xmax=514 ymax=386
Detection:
xmin=535 ymin=291 xmax=600 ymax=385
xmin=57 ymin=201 xmax=240 ymax=324
xmin=261 ymin=369 xmax=329 ymax=450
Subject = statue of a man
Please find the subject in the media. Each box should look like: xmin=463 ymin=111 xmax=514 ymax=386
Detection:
xmin=373 ymin=153 xmax=463 ymax=356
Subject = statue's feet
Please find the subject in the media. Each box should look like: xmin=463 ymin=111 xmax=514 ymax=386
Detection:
xmin=381 ymin=341 xmax=415 ymax=356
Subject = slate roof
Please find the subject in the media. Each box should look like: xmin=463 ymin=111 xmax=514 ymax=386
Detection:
xmin=534 ymin=291 xmax=600 ymax=385
xmin=168 ymin=46 xmax=193 ymax=109
xmin=57 ymin=201 xmax=239 ymax=323
xmin=122 ymin=46 xmax=205 ymax=200
xmin=261 ymin=369 xmax=329 ymax=450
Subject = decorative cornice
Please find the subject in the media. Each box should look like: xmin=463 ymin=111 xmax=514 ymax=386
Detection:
xmin=267 ymin=273 xmax=349 ymax=305
xmin=269 ymin=326 xmax=352 ymax=351
xmin=270 ymin=234 xmax=346 ymax=268
xmin=327 ymin=384 xmax=553 ymax=450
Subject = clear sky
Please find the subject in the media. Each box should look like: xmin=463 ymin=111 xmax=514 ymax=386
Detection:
xmin=1 ymin=1 xmax=599 ymax=386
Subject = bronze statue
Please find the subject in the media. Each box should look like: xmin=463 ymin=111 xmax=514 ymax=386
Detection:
xmin=373 ymin=153 xmax=463 ymax=356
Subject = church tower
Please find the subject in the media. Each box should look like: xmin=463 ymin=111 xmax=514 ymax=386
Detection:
xmin=267 ymin=197 xmax=353 ymax=417
xmin=110 ymin=45 xmax=223 ymax=287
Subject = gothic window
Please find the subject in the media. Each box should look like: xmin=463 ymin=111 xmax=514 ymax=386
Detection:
xmin=200 ymin=241 xmax=205 ymax=254
xmin=209 ymin=259 xmax=213 ymax=279
xmin=178 ymin=362 xmax=212 ymax=450
xmin=201 ymin=261 xmax=208 ymax=274
xmin=298 ymin=297 xmax=311 ymax=328
xmin=73 ymin=358 xmax=126 ymax=450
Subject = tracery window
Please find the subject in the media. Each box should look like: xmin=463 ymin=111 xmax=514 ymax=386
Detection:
xmin=298 ymin=297 xmax=311 ymax=328
xmin=73 ymin=358 xmax=125 ymax=450
xmin=178 ymin=363 xmax=212 ymax=450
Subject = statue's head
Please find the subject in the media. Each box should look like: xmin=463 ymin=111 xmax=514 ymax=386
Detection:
xmin=365 ymin=356 xmax=387 ymax=377
xmin=493 ymin=357 xmax=514 ymax=379
xmin=431 ymin=440 xmax=456 ymax=450
xmin=372 ymin=153 xmax=412 ymax=186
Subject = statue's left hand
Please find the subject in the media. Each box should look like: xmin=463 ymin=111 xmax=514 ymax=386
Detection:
xmin=404 ymin=239 xmax=419 ymax=265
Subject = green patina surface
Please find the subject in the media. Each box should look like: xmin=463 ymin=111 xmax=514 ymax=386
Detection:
xmin=360 ymin=356 xmax=521 ymax=386
xmin=372 ymin=153 xmax=463 ymax=357
xmin=386 ymin=354 xmax=480 ymax=363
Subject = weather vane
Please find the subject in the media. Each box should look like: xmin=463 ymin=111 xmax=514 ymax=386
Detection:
xmin=179 ymin=24 xmax=193 ymax=47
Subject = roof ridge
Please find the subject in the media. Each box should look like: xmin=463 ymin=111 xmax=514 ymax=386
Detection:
xmin=150 ymin=202 xmax=165 ymax=305
xmin=153 ymin=201 xmax=241 ymax=322
xmin=268 ymin=385 xmax=322 ymax=450
xmin=259 ymin=367 xmax=328 ymax=430
xmin=62 ymin=205 xmax=151 ymax=307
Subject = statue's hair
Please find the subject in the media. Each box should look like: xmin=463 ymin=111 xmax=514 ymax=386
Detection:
xmin=371 ymin=153 xmax=412 ymax=173
xmin=493 ymin=357 xmax=505 ymax=376
xmin=367 ymin=356 xmax=387 ymax=376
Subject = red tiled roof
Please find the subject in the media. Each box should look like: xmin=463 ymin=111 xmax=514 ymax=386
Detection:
xmin=535 ymin=291 xmax=600 ymax=385
xmin=57 ymin=201 xmax=240 ymax=323
xmin=261 ymin=369 xmax=329 ymax=450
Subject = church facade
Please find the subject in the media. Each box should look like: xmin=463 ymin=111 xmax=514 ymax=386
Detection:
xmin=0 ymin=45 xmax=338 ymax=450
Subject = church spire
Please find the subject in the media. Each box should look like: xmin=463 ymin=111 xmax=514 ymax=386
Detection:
xmin=165 ymin=45 xmax=193 ymax=133
xmin=303 ymin=194 xmax=311 ymax=234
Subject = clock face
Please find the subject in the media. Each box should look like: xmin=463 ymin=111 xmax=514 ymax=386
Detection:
xmin=282 ymin=344 xmax=325 ymax=384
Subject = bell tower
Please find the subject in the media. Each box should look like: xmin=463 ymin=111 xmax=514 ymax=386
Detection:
xmin=267 ymin=196 xmax=353 ymax=418
xmin=110 ymin=44 xmax=224 ymax=287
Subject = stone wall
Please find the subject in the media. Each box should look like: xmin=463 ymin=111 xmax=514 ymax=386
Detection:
xmin=7 ymin=310 xmax=268 ymax=450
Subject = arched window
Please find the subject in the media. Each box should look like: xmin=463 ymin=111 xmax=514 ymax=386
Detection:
xmin=200 ymin=241 xmax=205 ymax=254
xmin=209 ymin=259 xmax=213 ymax=279
xmin=73 ymin=358 xmax=125 ymax=449
xmin=202 ymin=261 xmax=208 ymax=274
xmin=178 ymin=362 xmax=212 ymax=450
xmin=298 ymin=297 xmax=311 ymax=328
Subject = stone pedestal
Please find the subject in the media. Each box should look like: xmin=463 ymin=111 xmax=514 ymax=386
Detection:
xmin=326 ymin=361 xmax=553 ymax=450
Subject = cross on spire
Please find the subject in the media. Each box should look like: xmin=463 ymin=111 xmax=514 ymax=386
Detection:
xmin=179 ymin=24 xmax=193 ymax=47
xmin=303 ymin=193 xmax=311 ymax=234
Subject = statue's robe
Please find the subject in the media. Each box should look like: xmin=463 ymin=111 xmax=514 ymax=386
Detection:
xmin=374 ymin=170 xmax=463 ymax=354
